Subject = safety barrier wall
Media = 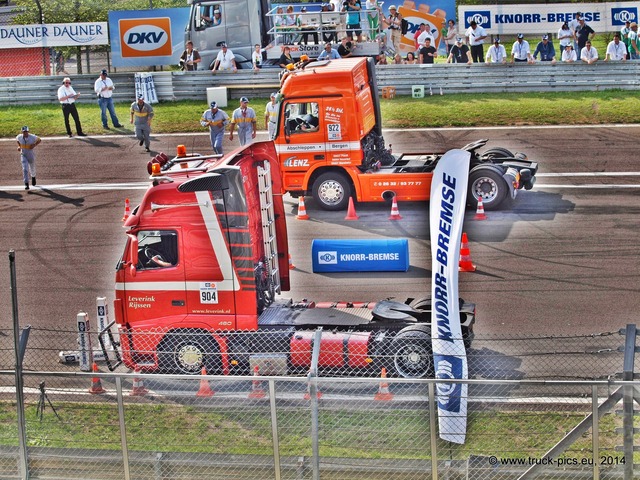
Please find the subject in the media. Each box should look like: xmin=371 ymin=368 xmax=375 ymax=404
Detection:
xmin=1 ymin=61 xmax=638 ymax=106
xmin=1 ymin=326 xmax=639 ymax=479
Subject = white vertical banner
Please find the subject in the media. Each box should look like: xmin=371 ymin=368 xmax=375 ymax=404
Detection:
xmin=77 ymin=312 xmax=92 ymax=372
xmin=134 ymin=73 xmax=159 ymax=104
xmin=429 ymin=149 xmax=470 ymax=444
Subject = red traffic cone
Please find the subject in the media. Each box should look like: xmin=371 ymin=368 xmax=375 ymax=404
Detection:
xmin=130 ymin=369 xmax=149 ymax=397
xmin=196 ymin=366 xmax=215 ymax=397
xmin=296 ymin=196 xmax=310 ymax=220
xmin=288 ymin=253 xmax=296 ymax=270
xmin=303 ymin=372 xmax=323 ymax=400
xmin=458 ymin=232 xmax=477 ymax=272
xmin=474 ymin=197 xmax=487 ymax=221
xmin=388 ymin=196 xmax=402 ymax=220
xmin=89 ymin=362 xmax=106 ymax=395
xmin=121 ymin=198 xmax=131 ymax=222
xmin=344 ymin=197 xmax=359 ymax=220
xmin=374 ymin=367 xmax=394 ymax=401
xmin=248 ymin=365 xmax=266 ymax=399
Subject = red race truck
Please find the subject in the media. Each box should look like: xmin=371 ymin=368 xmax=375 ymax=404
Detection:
xmin=107 ymin=142 xmax=475 ymax=378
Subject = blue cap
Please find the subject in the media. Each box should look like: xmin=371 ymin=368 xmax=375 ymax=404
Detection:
xmin=21 ymin=125 xmax=29 ymax=132
xmin=137 ymin=94 xmax=144 ymax=100
xmin=210 ymin=101 xmax=217 ymax=108
xmin=240 ymin=97 xmax=249 ymax=103
xmin=100 ymin=69 xmax=108 ymax=75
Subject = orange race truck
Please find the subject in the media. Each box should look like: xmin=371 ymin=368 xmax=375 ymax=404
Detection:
xmin=272 ymin=57 xmax=538 ymax=210
xmin=106 ymin=142 xmax=476 ymax=378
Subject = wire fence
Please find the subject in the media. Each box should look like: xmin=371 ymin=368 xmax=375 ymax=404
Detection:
xmin=1 ymin=325 xmax=639 ymax=479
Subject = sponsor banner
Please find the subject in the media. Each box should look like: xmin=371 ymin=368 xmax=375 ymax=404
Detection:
xmin=429 ymin=149 xmax=469 ymax=444
xmin=108 ymin=8 xmax=190 ymax=68
xmin=0 ymin=22 xmax=107 ymax=49
xmin=312 ymin=239 xmax=409 ymax=273
xmin=459 ymin=2 xmax=640 ymax=35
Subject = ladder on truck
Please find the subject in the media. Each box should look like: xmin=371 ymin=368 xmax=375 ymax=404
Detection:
xmin=257 ymin=161 xmax=281 ymax=299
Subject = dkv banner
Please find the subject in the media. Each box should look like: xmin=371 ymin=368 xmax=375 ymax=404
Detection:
xmin=429 ymin=149 xmax=470 ymax=444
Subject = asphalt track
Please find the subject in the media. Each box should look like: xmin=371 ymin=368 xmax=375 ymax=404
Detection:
xmin=0 ymin=125 xmax=638 ymax=345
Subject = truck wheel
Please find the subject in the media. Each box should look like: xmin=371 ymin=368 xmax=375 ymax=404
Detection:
xmin=468 ymin=167 xmax=508 ymax=211
xmin=483 ymin=147 xmax=514 ymax=159
xmin=312 ymin=172 xmax=351 ymax=211
xmin=158 ymin=331 xmax=221 ymax=375
xmin=389 ymin=328 xmax=433 ymax=378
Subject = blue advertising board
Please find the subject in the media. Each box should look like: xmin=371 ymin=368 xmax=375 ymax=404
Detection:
xmin=312 ymin=239 xmax=409 ymax=273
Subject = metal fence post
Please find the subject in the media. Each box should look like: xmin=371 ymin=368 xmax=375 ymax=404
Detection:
xmin=428 ymin=382 xmax=438 ymax=480
xmin=592 ymin=385 xmax=600 ymax=480
xmin=115 ymin=377 xmax=131 ymax=480
xmin=9 ymin=250 xmax=29 ymax=480
xmin=310 ymin=328 xmax=323 ymax=480
xmin=621 ymin=324 xmax=636 ymax=480
xmin=268 ymin=379 xmax=282 ymax=480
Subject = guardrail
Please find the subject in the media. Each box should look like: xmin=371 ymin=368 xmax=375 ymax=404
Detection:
xmin=1 ymin=61 xmax=638 ymax=107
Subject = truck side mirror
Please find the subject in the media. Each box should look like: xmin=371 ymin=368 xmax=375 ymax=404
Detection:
xmin=128 ymin=234 xmax=138 ymax=277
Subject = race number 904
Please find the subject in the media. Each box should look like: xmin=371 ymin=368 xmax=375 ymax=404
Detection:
xmin=199 ymin=283 xmax=219 ymax=304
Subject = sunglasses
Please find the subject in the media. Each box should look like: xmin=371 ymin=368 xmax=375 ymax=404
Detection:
xmin=64 ymin=82 xmax=71 ymax=84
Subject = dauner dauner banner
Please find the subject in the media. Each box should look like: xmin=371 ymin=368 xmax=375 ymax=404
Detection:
xmin=429 ymin=149 xmax=470 ymax=444
xmin=0 ymin=23 xmax=108 ymax=49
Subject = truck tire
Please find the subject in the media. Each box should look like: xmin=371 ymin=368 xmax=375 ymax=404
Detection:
xmin=482 ymin=147 xmax=514 ymax=159
xmin=312 ymin=171 xmax=352 ymax=211
xmin=389 ymin=326 xmax=433 ymax=378
xmin=467 ymin=167 xmax=508 ymax=211
xmin=158 ymin=330 xmax=221 ymax=375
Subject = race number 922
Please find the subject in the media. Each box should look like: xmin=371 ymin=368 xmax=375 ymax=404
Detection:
xmin=199 ymin=283 xmax=219 ymax=304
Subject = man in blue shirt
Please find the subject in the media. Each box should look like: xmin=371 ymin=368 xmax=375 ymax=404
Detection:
xmin=317 ymin=42 xmax=341 ymax=60
xmin=533 ymin=34 xmax=557 ymax=64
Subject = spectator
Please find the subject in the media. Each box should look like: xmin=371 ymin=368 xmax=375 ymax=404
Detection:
xmin=57 ymin=77 xmax=86 ymax=138
xmin=320 ymin=3 xmax=337 ymax=43
xmin=284 ymin=5 xmax=298 ymax=44
xmin=575 ymin=17 xmax=595 ymax=60
xmin=94 ymin=69 xmax=123 ymax=130
xmin=465 ymin=20 xmax=487 ymax=63
xmin=561 ymin=44 xmax=577 ymax=62
xmin=533 ymin=35 xmax=557 ymax=64
xmin=416 ymin=25 xmax=435 ymax=50
xmin=605 ymin=33 xmax=627 ymax=61
xmin=580 ymin=40 xmax=598 ymax=64
xmin=511 ymin=33 xmax=534 ymax=64
xmin=621 ymin=20 xmax=632 ymax=59
xmin=342 ymin=0 xmax=362 ymax=43
xmin=376 ymin=53 xmax=389 ymax=65
xmin=337 ymin=37 xmax=354 ymax=57
xmin=130 ymin=94 xmax=154 ymax=153
xmin=274 ymin=6 xmax=286 ymax=44
xmin=179 ymin=40 xmax=201 ymax=71
xmin=200 ymin=101 xmax=229 ymax=155
xmin=557 ymin=22 xmax=573 ymax=53
xmin=569 ymin=11 xmax=582 ymax=52
xmin=229 ymin=97 xmax=257 ymax=146
xmin=447 ymin=37 xmax=471 ymax=64
xmin=252 ymin=44 xmax=264 ymax=70
xmin=627 ymin=22 xmax=639 ymax=60
xmin=278 ymin=46 xmax=295 ymax=68
xmin=414 ymin=23 xmax=428 ymax=51
xmin=404 ymin=51 xmax=418 ymax=64
xmin=265 ymin=93 xmax=279 ymax=140
xmin=299 ymin=7 xmax=319 ymax=45
xmin=16 ymin=126 xmax=41 ymax=190
xmin=392 ymin=53 xmax=403 ymax=64
xmin=444 ymin=19 xmax=458 ymax=55
xmin=365 ymin=0 xmax=381 ymax=41
xmin=54 ymin=50 xmax=68 ymax=75
xmin=485 ymin=38 xmax=506 ymax=64
xmin=384 ymin=5 xmax=403 ymax=54
xmin=418 ymin=38 xmax=437 ymax=64
xmin=211 ymin=43 xmax=237 ymax=72
xmin=317 ymin=42 xmax=341 ymax=60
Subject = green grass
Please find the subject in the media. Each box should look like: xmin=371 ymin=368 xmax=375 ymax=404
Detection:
xmin=0 ymin=401 xmax=626 ymax=460
xmin=3 ymin=89 xmax=640 ymax=139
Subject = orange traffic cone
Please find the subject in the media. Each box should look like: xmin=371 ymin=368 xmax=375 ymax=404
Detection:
xmin=89 ymin=362 xmax=106 ymax=395
xmin=458 ymin=232 xmax=477 ymax=272
xmin=121 ymin=198 xmax=131 ymax=221
xmin=130 ymin=369 xmax=149 ymax=397
xmin=296 ymin=196 xmax=310 ymax=220
xmin=303 ymin=372 xmax=323 ymax=400
xmin=248 ymin=365 xmax=266 ymax=399
xmin=288 ymin=253 xmax=296 ymax=270
xmin=474 ymin=197 xmax=487 ymax=220
xmin=388 ymin=196 xmax=402 ymax=220
xmin=344 ymin=197 xmax=359 ymax=220
xmin=374 ymin=367 xmax=394 ymax=401
xmin=196 ymin=366 xmax=215 ymax=397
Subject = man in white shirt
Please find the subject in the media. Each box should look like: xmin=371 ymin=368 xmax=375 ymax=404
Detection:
xmin=511 ymin=33 xmax=533 ymax=63
xmin=57 ymin=77 xmax=86 ymax=138
xmin=465 ymin=20 xmax=487 ymax=62
xmin=94 ymin=69 xmax=123 ymax=130
xmin=605 ymin=32 xmax=627 ymax=61
xmin=211 ymin=43 xmax=237 ymax=72
xmin=485 ymin=38 xmax=506 ymax=63
xmin=561 ymin=44 xmax=577 ymax=62
xmin=581 ymin=40 xmax=598 ymax=64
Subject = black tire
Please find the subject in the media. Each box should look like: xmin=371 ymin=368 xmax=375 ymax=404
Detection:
xmin=311 ymin=171 xmax=352 ymax=211
xmin=482 ymin=147 xmax=514 ymax=159
xmin=158 ymin=331 xmax=221 ymax=375
xmin=468 ymin=167 xmax=508 ymax=211
xmin=389 ymin=327 xmax=433 ymax=378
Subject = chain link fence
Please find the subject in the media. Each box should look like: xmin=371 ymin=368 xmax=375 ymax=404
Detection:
xmin=1 ymin=323 xmax=639 ymax=479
